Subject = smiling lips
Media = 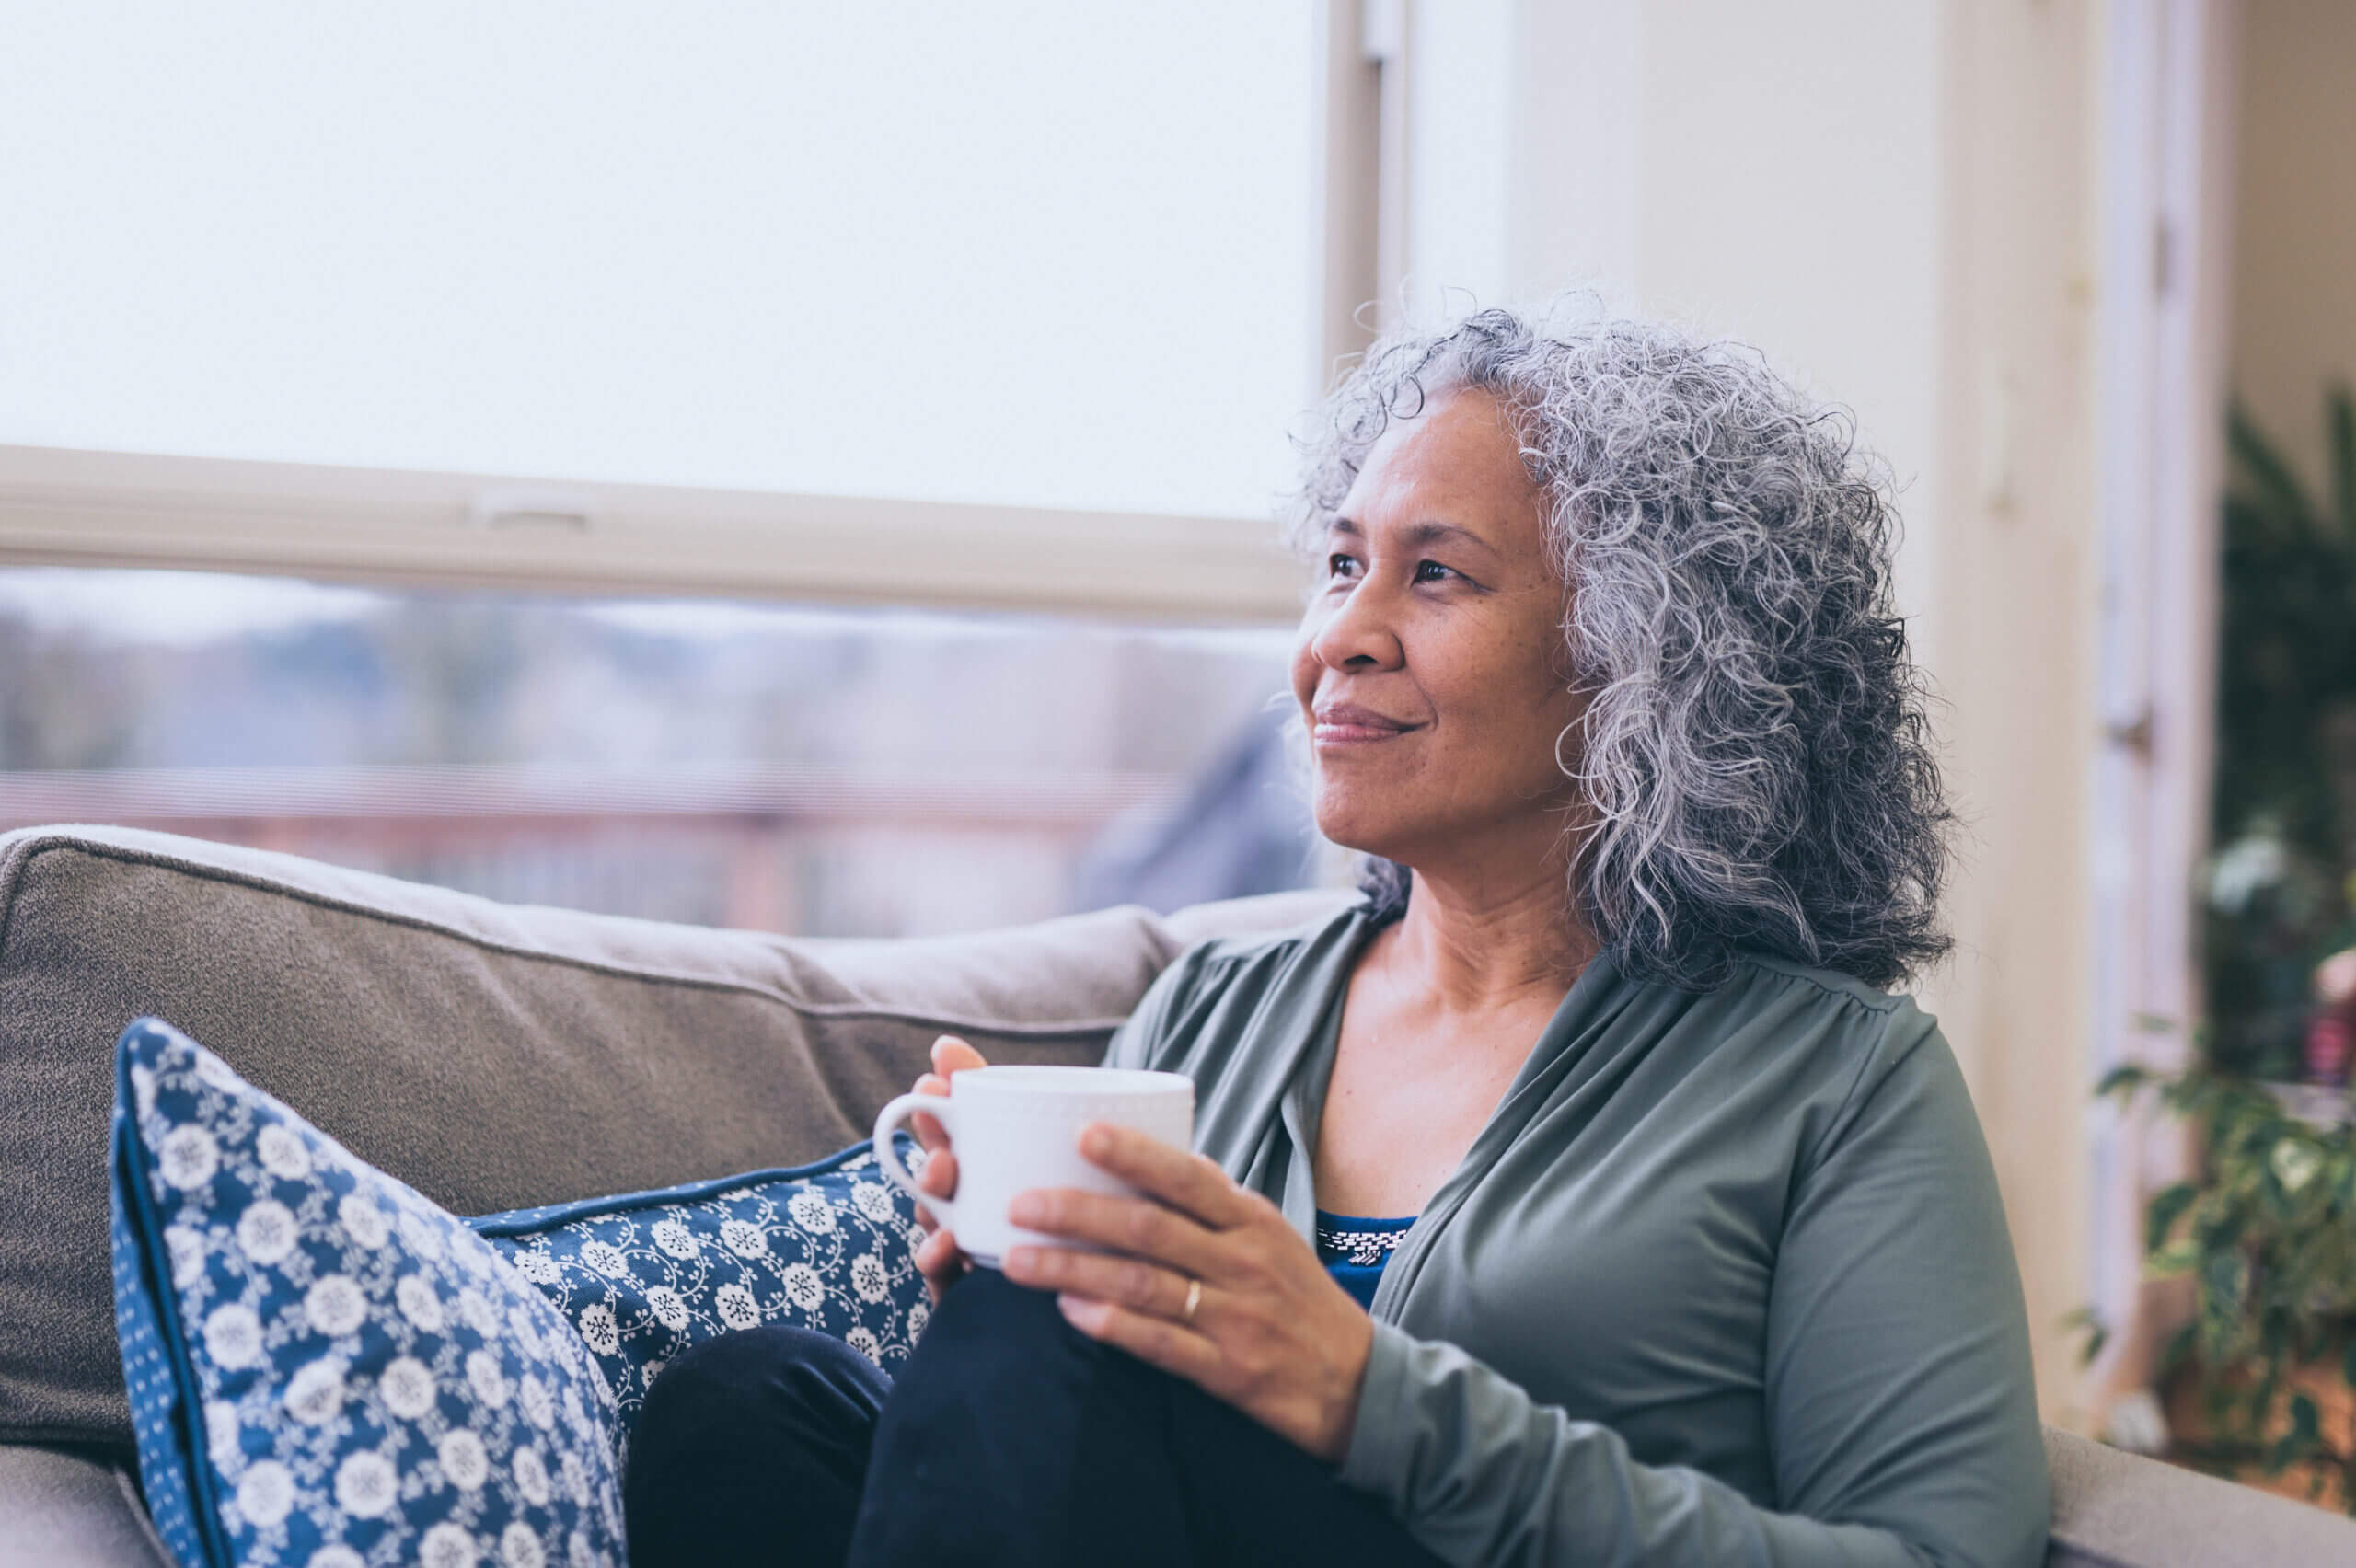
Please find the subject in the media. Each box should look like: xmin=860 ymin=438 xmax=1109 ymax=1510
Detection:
xmin=1311 ymin=703 xmax=1419 ymax=745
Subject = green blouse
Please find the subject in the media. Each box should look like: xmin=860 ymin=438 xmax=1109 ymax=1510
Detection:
xmin=1103 ymin=903 xmax=2049 ymax=1567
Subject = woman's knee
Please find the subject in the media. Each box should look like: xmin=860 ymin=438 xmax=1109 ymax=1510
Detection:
xmin=628 ymin=1326 xmax=893 ymax=1566
xmin=637 ymin=1323 xmax=888 ymax=1444
xmin=918 ymin=1270 xmax=1104 ymax=1362
xmin=848 ymin=1274 xmax=1189 ymax=1565
xmin=867 ymin=1270 xmax=1169 ymax=1467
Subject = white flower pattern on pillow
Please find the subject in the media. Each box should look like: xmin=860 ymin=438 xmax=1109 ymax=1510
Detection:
xmin=471 ymin=1138 xmax=930 ymax=1438
xmin=575 ymin=1304 xmax=620 ymax=1357
xmin=851 ymin=1182 xmax=895 ymax=1224
xmin=159 ymin=1125 xmax=219 ymax=1190
xmin=337 ymin=1194 xmax=391 ymax=1251
xmin=255 ymin=1124 xmax=312 ymax=1182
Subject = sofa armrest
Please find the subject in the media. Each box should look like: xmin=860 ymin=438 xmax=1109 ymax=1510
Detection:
xmin=2044 ymin=1425 xmax=2356 ymax=1566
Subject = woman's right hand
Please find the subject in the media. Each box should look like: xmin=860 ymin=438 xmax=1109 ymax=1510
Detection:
xmin=910 ymin=1034 xmax=989 ymax=1304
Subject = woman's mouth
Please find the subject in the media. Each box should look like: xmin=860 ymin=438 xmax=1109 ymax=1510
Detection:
xmin=1311 ymin=704 xmax=1416 ymax=745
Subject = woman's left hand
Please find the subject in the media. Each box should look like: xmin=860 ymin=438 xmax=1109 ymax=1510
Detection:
xmin=1000 ymin=1124 xmax=1375 ymax=1464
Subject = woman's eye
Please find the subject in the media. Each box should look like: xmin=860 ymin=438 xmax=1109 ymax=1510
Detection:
xmin=1327 ymin=553 xmax=1361 ymax=580
xmin=1413 ymin=559 xmax=1457 ymax=583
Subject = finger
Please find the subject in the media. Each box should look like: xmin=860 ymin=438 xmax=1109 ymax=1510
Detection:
xmin=1006 ymin=1188 xmax=1220 ymax=1277
xmin=1003 ymin=1245 xmax=1198 ymax=1322
xmin=917 ymin=1228 xmax=967 ymax=1306
xmin=910 ymin=1075 xmax=952 ymax=1151
xmin=1075 ymin=1124 xmax=1253 ymax=1230
xmin=918 ymin=1148 xmax=958 ymax=1200
xmin=916 ymin=1225 xmax=964 ymax=1277
xmin=931 ymin=1035 xmax=989 ymax=1076
xmin=1057 ymin=1294 xmax=1224 ymax=1388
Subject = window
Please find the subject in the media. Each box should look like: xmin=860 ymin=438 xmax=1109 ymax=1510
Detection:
xmin=0 ymin=9 xmax=1343 ymax=927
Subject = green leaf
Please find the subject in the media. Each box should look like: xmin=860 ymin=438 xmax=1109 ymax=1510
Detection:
xmin=2293 ymin=1391 xmax=2321 ymax=1444
xmin=2097 ymin=1064 xmax=2151 ymax=1098
xmin=2145 ymin=1182 xmax=2200 ymax=1255
xmin=2200 ymin=1251 xmax=2251 ymax=1360
xmin=2061 ymin=1307 xmax=2109 ymax=1366
xmin=2200 ymin=1205 xmax=2248 ymax=1253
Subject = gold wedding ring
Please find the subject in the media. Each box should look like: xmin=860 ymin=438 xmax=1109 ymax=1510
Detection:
xmin=1182 ymin=1276 xmax=1202 ymax=1324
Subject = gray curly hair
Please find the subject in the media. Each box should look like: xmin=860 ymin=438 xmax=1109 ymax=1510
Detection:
xmin=1292 ymin=301 xmax=1951 ymax=990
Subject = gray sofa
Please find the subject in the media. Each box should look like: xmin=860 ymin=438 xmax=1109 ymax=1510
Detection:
xmin=3 ymin=825 xmax=2348 ymax=1566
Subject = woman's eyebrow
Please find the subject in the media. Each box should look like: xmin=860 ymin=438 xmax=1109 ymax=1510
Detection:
xmin=1330 ymin=516 xmax=1499 ymax=557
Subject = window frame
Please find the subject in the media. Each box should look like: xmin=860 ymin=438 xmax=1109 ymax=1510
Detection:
xmin=0 ymin=443 xmax=1310 ymax=623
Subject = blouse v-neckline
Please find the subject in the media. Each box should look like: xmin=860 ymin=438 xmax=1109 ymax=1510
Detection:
xmin=1271 ymin=908 xmax=1632 ymax=1318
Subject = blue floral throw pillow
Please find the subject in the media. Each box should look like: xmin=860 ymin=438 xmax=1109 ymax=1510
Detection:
xmin=109 ymin=1018 xmax=629 ymax=1568
xmin=468 ymin=1139 xmax=931 ymax=1446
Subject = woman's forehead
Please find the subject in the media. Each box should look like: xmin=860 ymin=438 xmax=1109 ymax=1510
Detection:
xmin=1334 ymin=390 xmax=1545 ymax=553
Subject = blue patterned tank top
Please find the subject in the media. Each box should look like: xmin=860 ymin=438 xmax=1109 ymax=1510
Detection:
xmin=1313 ymin=1209 xmax=1416 ymax=1310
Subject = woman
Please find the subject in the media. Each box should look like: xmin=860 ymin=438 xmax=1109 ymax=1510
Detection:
xmin=625 ymin=304 xmax=2050 ymax=1566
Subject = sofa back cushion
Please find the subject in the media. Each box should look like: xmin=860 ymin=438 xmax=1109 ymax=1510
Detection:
xmin=0 ymin=823 xmax=1345 ymax=1455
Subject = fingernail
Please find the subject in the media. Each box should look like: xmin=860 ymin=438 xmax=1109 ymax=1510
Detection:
xmin=1079 ymin=1126 xmax=1111 ymax=1158
xmin=1008 ymin=1193 xmax=1042 ymax=1224
xmin=1056 ymin=1293 xmax=1088 ymax=1323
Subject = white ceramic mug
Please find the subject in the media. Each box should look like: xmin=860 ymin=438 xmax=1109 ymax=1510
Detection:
xmin=871 ymin=1065 xmax=1195 ymax=1267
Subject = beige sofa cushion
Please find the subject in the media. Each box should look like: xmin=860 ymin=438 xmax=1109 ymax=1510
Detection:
xmin=0 ymin=824 xmax=1346 ymax=1453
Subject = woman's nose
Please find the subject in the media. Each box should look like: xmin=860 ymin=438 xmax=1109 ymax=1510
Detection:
xmin=1308 ymin=580 xmax=1403 ymax=671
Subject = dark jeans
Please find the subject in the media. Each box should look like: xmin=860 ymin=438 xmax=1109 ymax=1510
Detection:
xmin=624 ymin=1269 xmax=1444 ymax=1567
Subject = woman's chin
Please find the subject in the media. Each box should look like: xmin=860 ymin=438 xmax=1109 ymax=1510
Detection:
xmin=1311 ymin=806 xmax=1415 ymax=867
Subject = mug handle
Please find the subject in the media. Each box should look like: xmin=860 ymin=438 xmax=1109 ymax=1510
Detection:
xmin=872 ymin=1092 xmax=957 ymax=1234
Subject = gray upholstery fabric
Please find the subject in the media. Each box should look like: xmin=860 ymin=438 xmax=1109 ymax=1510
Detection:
xmin=0 ymin=1447 xmax=169 ymax=1568
xmin=2041 ymin=1425 xmax=2356 ymax=1565
xmin=0 ymin=825 xmax=1346 ymax=1454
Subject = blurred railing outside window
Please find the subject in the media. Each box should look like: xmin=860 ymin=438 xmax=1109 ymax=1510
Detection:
xmin=0 ymin=569 xmax=1316 ymax=934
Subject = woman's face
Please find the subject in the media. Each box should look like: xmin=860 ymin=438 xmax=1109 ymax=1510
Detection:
xmin=1290 ymin=388 xmax=1583 ymax=876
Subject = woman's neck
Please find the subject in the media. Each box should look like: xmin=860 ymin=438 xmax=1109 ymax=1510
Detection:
xmin=1381 ymin=859 xmax=1596 ymax=1017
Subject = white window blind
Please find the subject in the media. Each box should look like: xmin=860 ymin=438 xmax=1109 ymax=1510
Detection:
xmin=0 ymin=5 xmax=1322 ymax=615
